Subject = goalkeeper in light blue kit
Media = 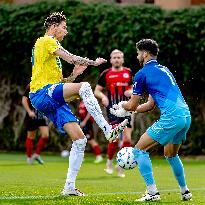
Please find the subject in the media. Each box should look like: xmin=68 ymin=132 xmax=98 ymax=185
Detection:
xmin=110 ymin=39 xmax=192 ymax=202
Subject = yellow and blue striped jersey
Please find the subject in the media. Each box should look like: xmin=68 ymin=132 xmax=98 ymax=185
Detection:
xmin=30 ymin=35 xmax=62 ymax=93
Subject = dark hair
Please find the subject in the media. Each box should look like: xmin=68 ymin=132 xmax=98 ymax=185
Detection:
xmin=44 ymin=12 xmax=66 ymax=30
xmin=136 ymin=39 xmax=159 ymax=56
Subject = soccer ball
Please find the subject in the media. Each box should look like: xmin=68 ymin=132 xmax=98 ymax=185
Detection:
xmin=116 ymin=147 xmax=137 ymax=170
xmin=61 ymin=150 xmax=69 ymax=158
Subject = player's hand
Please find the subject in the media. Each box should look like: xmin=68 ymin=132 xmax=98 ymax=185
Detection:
xmin=73 ymin=64 xmax=88 ymax=76
xmin=80 ymin=121 xmax=86 ymax=128
xmin=124 ymin=89 xmax=132 ymax=98
xmin=61 ymin=76 xmax=67 ymax=83
xmin=101 ymin=95 xmax=109 ymax=107
xmin=94 ymin=58 xmax=107 ymax=66
xmin=110 ymin=101 xmax=132 ymax=117
xmin=28 ymin=111 xmax=36 ymax=119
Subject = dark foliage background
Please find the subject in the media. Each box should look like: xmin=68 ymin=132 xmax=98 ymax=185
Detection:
xmin=0 ymin=0 xmax=204 ymax=154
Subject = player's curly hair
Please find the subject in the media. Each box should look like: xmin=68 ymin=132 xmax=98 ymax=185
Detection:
xmin=136 ymin=39 xmax=159 ymax=56
xmin=44 ymin=12 xmax=66 ymax=30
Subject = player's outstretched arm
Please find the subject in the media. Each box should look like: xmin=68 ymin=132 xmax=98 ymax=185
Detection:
xmin=136 ymin=95 xmax=156 ymax=113
xmin=110 ymin=95 xmax=156 ymax=117
xmin=122 ymin=95 xmax=140 ymax=111
xmin=61 ymin=64 xmax=88 ymax=83
xmin=110 ymin=95 xmax=140 ymax=117
xmin=55 ymin=48 xmax=107 ymax=66
xmin=123 ymin=94 xmax=155 ymax=113
xmin=110 ymin=101 xmax=132 ymax=117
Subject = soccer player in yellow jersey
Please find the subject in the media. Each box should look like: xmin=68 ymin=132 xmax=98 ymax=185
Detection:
xmin=29 ymin=12 xmax=128 ymax=196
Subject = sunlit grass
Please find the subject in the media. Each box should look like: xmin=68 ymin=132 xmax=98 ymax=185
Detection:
xmin=0 ymin=152 xmax=204 ymax=204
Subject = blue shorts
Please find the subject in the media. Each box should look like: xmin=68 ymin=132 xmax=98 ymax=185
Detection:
xmin=147 ymin=114 xmax=191 ymax=145
xmin=30 ymin=83 xmax=79 ymax=135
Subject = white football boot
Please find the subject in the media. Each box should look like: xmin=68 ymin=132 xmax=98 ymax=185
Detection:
xmin=94 ymin=155 xmax=103 ymax=163
xmin=105 ymin=119 xmax=128 ymax=142
xmin=27 ymin=157 xmax=33 ymax=165
xmin=182 ymin=190 xmax=192 ymax=201
xmin=116 ymin=165 xmax=125 ymax=178
xmin=32 ymin=153 xmax=44 ymax=165
xmin=104 ymin=164 xmax=114 ymax=174
xmin=61 ymin=188 xmax=85 ymax=196
xmin=135 ymin=190 xmax=161 ymax=202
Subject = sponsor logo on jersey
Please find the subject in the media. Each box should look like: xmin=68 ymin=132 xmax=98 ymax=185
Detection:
xmin=116 ymin=82 xmax=129 ymax=86
xmin=108 ymin=75 xmax=120 ymax=78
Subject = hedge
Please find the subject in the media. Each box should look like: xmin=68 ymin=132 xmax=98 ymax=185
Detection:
xmin=0 ymin=0 xmax=205 ymax=153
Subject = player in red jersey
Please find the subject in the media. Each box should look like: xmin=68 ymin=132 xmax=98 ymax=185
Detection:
xmin=22 ymin=84 xmax=49 ymax=165
xmin=78 ymin=101 xmax=103 ymax=163
xmin=94 ymin=49 xmax=133 ymax=177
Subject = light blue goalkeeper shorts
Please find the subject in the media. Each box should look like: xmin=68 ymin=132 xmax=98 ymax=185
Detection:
xmin=30 ymin=83 xmax=79 ymax=135
xmin=147 ymin=114 xmax=191 ymax=145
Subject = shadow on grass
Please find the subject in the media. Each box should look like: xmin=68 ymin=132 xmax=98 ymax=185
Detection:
xmin=77 ymin=175 xmax=124 ymax=181
xmin=0 ymin=163 xmax=31 ymax=167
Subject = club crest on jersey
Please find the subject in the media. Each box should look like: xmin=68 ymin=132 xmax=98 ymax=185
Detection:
xmin=123 ymin=73 xmax=129 ymax=78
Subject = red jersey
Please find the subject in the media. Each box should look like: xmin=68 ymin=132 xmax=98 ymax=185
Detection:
xmin=98 ymin=67 xmax=133 ymax=106
xmin=78 ymin=101 xmax=94 ymax=122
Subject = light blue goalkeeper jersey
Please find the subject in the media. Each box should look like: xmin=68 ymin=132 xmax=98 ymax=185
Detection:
xmin=133 ymin=59 xmax=190 ymax=117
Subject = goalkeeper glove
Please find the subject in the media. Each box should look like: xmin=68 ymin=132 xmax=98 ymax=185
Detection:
xmin=110 ymin=101 xmax=132 ymax=117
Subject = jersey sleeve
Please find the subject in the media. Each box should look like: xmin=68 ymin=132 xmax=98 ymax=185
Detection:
xmin=133 ymin=71 xmax=145 ymax=96
xmin=45 ymin=37 xmax=62 ymax=54
xmin=97 ymin=71 xmax=107 ymax=87
xmin=128 ymin=69 xmax=133 ymax=86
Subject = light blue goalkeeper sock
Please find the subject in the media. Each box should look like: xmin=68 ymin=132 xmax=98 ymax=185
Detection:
xmin=133 ymin=148 xmax=155 ymax=186
xmin=165 ymin=155 xmax=186 ymax=187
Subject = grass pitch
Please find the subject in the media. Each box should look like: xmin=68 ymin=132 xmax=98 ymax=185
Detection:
xmin=0 ymin=152 xmax=204 ymax=204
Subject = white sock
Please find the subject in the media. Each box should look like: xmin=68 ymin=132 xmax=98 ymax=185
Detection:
xmin=147 ymin=184 xmax=158 ymax=195
xmin=106 ymin=159 xmax=113 ymax=167
xmin=96 ymin=155 xmax=102 ymax=160
xmin=64 ymin=138 xmax=87 ymax=190
xmin=79 ymin=82 xmax=111 ymax=135
xmin=180 ymin=185 xmax=188 ymax=194
xmin=65 ymin=181 xmax=75 ymax=190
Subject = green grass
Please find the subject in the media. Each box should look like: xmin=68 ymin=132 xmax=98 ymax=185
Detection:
xmin=0 ymin=153 xmax=204 ymax=204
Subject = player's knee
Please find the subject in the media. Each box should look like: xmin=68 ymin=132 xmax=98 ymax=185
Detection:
xmin=164 ymin=150 xmax=178 ymax=158
xmin=133 ymin=148 xmax=149 ymax=162
xmin=80 ymin=82 xmax=91 ymax=90
xmin=41 ymin=134 xmax=49 ymax=139
xmin=122 ymin=134 xmax=131 ymax=142
xmin=27 ymin=135 xmax=35 ymax=140
xmin=43 ymin=137 xmax=49 ymax=141
xmin=133 ymin=148 xmax=148 ymax=156
xmin=79 ymin=82 xmax=92 ymax=96
xmin=164 ymin=154 xmax=178 ymax=160
xmin=73 ymin=137 xmax=87 ymax=152
xmin=133 ymin=148 xmax=153 ymax=172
